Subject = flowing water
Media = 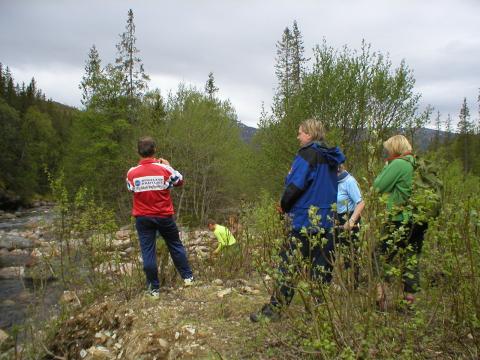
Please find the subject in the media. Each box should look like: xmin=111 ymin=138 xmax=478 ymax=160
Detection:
xmin=0 ymin=206 xmax=63 ymax=332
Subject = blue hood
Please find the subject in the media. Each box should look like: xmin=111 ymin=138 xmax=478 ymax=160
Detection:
xmin=307 ymin=142 xmax=346 ymax=167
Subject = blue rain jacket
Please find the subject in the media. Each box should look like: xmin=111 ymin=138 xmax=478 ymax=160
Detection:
xmin=280 ymin=142 xmax=345 ymax=231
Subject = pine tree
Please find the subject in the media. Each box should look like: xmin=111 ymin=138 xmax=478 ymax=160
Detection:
xmin=205 ymin=72 xmax=219 ymax=99
xmin=115 ymin=9 xmax=149 ymax=103
xmin=79 ymin=45 xmax=103 ymax=108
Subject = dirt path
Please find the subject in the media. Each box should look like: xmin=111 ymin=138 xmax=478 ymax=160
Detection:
xmin=49 ymin=279 xmax=287 ymax=359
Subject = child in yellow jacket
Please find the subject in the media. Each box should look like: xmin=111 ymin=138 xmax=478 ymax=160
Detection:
xmin=207 ymin=219 xmax=237 ymax=255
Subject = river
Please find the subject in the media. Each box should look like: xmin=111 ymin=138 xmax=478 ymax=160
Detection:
xmin=0 ymin=205 xmax=63 ymax=333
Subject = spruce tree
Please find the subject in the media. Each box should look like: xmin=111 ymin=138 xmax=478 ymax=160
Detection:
xmin=24 ymin=78 xmax=37 ymax=111
xmin=115 ymin=9 xmax=149 ymax=103
xmin=79 ymin=45 xmax=103 ymax=108
xmin=5 ymin=67 xmax=16 ymax=107
xmin=445 ymin=113 xmax=452 ymax=145
xmin=0 ymin=63 xmax=4 ymax=99
xmin=457 ymin=98 xmax=472 ymax=172
xmin=274 ymin=26 xmax=293 ymax=116
xmin=273 ymin=22 xmax=307 ymax=117
xmin=205 ymin=72 xmax=219 ymax=99
xmin=477 ymin=88 xmax=480 ymax=135
xmin=291 ymin=20 xmax=307 ymax=92
xmin=433 ymin=110 xmax=442 ymax=149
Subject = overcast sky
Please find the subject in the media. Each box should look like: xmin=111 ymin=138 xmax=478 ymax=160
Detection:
xmin=1 ymin=0 xmax=479 ymax=128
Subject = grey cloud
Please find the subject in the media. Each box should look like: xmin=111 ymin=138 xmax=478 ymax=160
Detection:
xmin=1 ymin=0 xmax=479 ymax=127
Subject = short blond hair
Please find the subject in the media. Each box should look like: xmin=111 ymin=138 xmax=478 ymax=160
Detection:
xmin=299 ymin=118 xmax=325 ymax=142
xmin=383 ymin=135 xmax=412 ymax=157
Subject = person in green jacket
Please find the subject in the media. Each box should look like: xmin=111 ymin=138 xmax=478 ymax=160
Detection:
xmin=374 ymin=135 xmax=427 ymax=307
xmin=207 ymin=219 xmax=237 ymax=255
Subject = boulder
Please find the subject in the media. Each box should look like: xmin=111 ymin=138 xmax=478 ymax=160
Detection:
xmin=10 ymin=248 xmax=29 ymax=255
xmin=0 ymin=234 xmax=34 ymax=250
xmin=0 ymin=329 xmax=9 ymax=346
xmin=60 ymin=291 xmax=78 ymax=304
xmin=115 ymin=229 xmax=131 ymax=240
xmin=30 ymin=248 xmax=43 ymax=258
xmin=194 ymin=246 xmax=211 ymax=252
xmin=95 ymin=262 xmax=135 ymax=276
xmin=239 ymin=286 xmax=260 ymax=295
xmin=0 ymin=266 xmax=25 ymax=279
xmin=212 ymin=279 xmax=223 ymax=286
xmin=111 ymin=239 xmax=131 ymax=250
xmin=125 ymin=247 xmax=135 ymax=254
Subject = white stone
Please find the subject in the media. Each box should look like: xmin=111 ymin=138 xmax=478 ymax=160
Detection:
xmin=87 ymin=345 xmax=111 ymax=359
xmin=60 ymin=291 xmax=77 ymax=304
xmin=240 ymin=286 xmax=260 ymax=295
xmin=217 ymin=288 xmax=232 ymax=298
xmin=182 ymin=325 xmax=196 ymax=336
xmin=158 ymin=338 xmax=169 ymax=348
xmin=31 ymin=248 xmax=43 ymax=258
xmin=125 ymin=247 xmax=135 ymax=254
xmin=10 ymin=249 xmax=29 ymax=255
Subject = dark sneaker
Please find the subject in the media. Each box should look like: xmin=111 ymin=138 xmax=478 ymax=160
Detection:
xmin=148 ymin=288 xmax=160 ymax=298
xmin=250 ymin=303 xmax=281 ymax=322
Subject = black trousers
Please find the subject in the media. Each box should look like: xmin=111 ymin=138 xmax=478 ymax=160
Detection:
xmin=380 ymin=220 xmax=427 ymax=293
xmin=335 ymin=212 xmax=360 ymax=286
xmin=270 ymin=229 xmax=334 ymax=307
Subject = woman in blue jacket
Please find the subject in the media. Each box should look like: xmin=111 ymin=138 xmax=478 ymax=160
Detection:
xmin=251 ymin=118 xmax=345 ymax=322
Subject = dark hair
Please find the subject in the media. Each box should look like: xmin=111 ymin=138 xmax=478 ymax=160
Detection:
xmin=138 ymin=136 xmax=156 ymax=157
xmin=207 ymin=219 xmax=216 ymax=226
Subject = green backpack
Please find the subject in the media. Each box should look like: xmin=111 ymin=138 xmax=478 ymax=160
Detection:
xmin=407 ymin=157 xmax=444 ymax=222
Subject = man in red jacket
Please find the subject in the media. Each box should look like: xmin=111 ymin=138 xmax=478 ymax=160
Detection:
xmin=126 ymin=136 xmax=193 ymax=297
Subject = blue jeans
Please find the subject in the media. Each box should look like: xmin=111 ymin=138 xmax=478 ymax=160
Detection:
xmin=135 ymin=216 xmax=193 ymax=290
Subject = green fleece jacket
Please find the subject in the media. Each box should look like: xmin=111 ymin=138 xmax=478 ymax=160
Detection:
xmin=373 ymin=155 xmax=415 ymax=222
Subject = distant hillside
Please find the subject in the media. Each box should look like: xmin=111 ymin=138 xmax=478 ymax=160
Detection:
xmin=238 ymin=122 xmax=257 ymax=143
xmin=411 ymin=128 xmax=453 ymax=152
xmin=238 ymin=124 xmax=454 ymax=152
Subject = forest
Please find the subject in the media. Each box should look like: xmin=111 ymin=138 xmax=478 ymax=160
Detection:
xmin=1 ymin=9 xmax=480 ymax=359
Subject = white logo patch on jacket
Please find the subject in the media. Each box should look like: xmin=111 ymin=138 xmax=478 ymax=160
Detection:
xmin=132 ymin=176 xmax=169 ymax=192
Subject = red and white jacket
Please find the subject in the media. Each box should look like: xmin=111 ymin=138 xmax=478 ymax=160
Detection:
xmin=126 ymin=158 xmax=184 ymax=217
